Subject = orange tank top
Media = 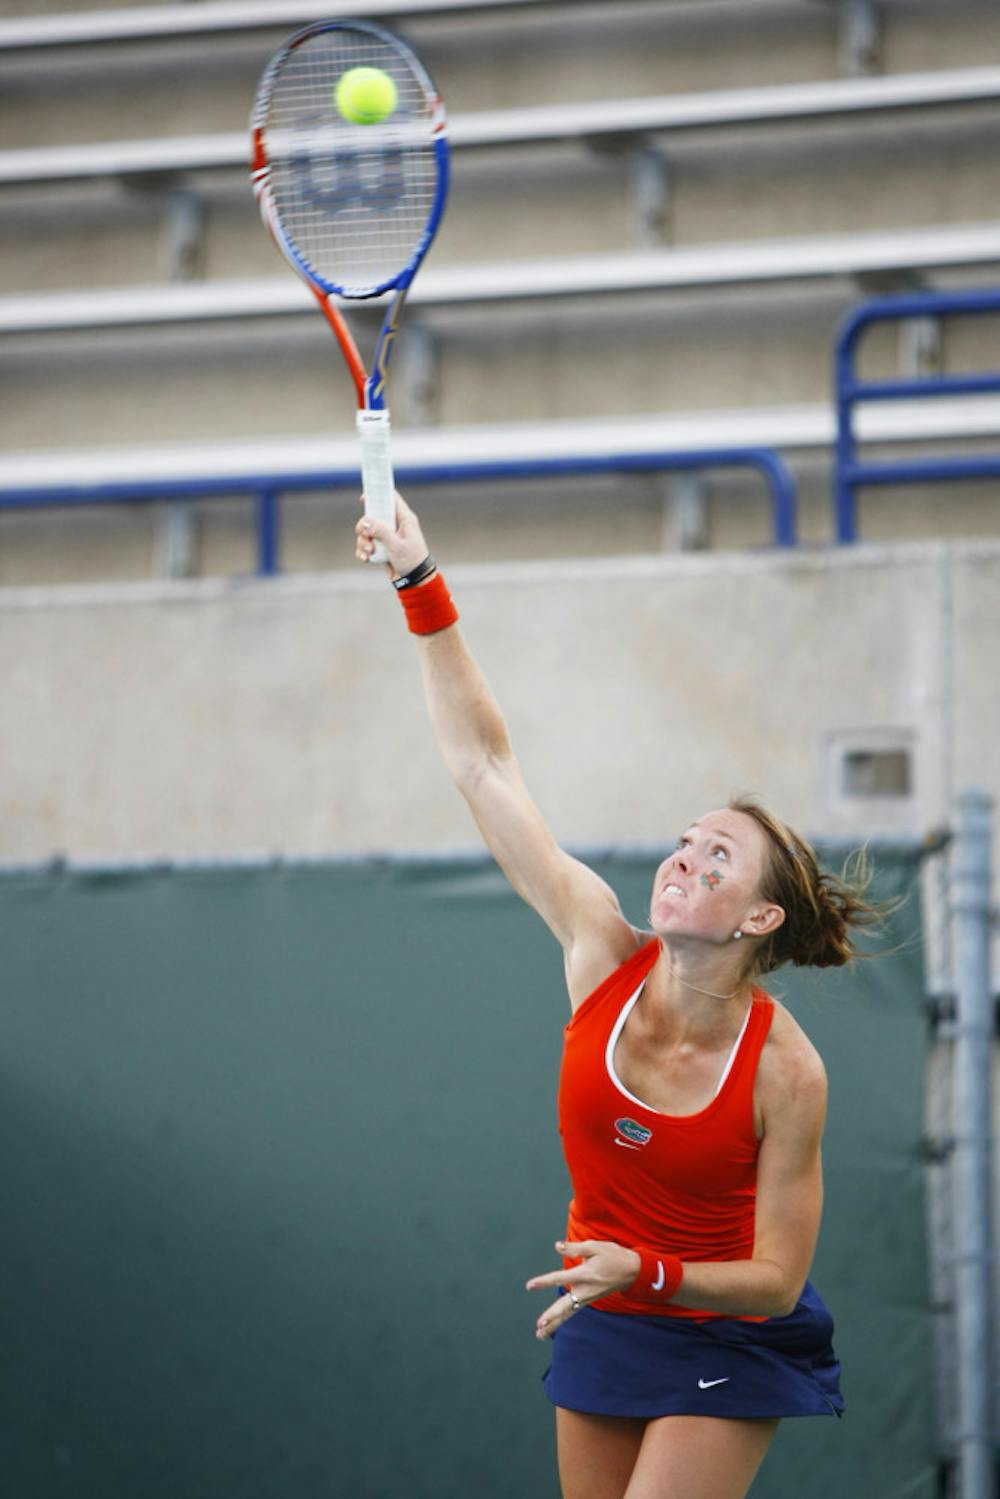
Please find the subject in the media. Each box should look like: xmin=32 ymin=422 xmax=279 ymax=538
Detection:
xmin=558 ymin=937 xmax=774 ymax=1319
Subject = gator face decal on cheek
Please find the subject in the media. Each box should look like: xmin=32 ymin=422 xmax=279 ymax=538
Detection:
xmin=700 ymin=870 xmax=724 ymax=890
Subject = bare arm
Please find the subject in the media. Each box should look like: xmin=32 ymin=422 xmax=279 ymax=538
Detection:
xmin=357 ymin=496 xmax=636 ymax=997
xmin=668 ymin=1044 xmax=826 ymax=1318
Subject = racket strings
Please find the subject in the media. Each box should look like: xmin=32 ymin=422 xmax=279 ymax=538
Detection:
xmin=261 ymin=30 xmax=441 ymax=295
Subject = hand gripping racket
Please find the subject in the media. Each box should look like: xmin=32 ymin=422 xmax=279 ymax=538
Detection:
xmin=251 ymin=19 xmax=449 ymax=562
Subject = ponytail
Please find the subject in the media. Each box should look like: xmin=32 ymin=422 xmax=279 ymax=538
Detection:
xmin=728 ymin=798 xmax=886 ymax=976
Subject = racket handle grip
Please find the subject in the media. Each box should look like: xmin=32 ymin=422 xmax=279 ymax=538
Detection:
xmin=357 ymin=409 xmax=396 ymax=566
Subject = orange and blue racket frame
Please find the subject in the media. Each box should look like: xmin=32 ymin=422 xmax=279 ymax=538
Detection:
xmin=251 ymin=18 xmax=450 ymax=559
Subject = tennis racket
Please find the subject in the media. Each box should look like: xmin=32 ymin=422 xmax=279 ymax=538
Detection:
xmin=251 ymin=19 xmax=449 ymax=563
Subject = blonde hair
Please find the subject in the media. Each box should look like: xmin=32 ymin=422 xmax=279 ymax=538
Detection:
xmin=728 ymin=796 xmax=885 ymax=977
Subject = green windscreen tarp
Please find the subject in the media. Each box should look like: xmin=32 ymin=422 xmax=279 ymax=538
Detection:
xmin=0 ymin=849 xmax=933 ymax=1498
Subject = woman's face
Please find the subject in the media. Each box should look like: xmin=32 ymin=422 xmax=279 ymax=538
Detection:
xmin=649 ymin=808 xmax=772 ymax=948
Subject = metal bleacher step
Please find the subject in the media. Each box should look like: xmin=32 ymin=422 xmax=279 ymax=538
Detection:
xmin=1 ymin=67 xmax=999 ymax=188
xmin=0 ymin=0 xmax=591 ymax=52
xmin=2 ymin=222 xmax=1000 ymax=337
xmin=1 ymin=397 xmax=996 ymax=498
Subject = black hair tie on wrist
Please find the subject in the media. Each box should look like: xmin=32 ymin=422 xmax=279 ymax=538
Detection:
xmin=392 ymin=553 xmax=438 ymax=591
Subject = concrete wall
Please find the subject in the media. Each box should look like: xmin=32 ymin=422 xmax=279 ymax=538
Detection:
xmin=3 ymin=538 xmax=997 ymax=866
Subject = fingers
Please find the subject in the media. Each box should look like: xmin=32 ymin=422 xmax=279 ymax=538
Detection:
xmin=354 ymin=489 xmax=426 ymax=573
xmin=525 ymin=1269 xmax=568 ymax=1293
xmin=526 ymin=1239 xmax=599 ymax=1292
xmin=358 ymin=511 xmax=393 ymax=545
xmin=353 ymin=515 xmax=380 ymax=563
xmin=535 ymin=1291 xmax=580 ymax=1342
xmin=527 ymin=1239 xmax=622 ymax=1339
xmin=355 ymin=489 xmax=414 ymax=528
xmin=355 ymin=510 xmax=396 ymax=567
xmin=354 ymin=516 xmax=381 ymax=564
xmin=527 ymin=1240 xmax=584 ymax=1341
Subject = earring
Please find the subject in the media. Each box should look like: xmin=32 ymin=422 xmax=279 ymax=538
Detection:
xmin=732 ymin=930 xmax=744 ymax=940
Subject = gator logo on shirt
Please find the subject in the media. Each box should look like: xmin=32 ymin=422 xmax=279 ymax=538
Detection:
xmin=614 ymin=1117 xmax=653 ymax=1149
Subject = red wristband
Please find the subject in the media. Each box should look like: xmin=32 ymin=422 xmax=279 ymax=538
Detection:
xmin=631 ymin=1248 xmax=683 ymax=1304
xmin=398 ymin=571 xmax=459 ymax=636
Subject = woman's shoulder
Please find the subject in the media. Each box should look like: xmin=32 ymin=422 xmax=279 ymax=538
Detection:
xmin=756 ymin=994 xmax=828 ymax=1103
xmin=565 ymin=924 xmax=658 ymax=1014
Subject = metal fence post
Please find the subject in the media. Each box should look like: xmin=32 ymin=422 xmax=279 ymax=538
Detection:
xmin=256 ymin=487 xmax=280 ymax=576
xmin=952 ymin=788 xmax=997 ymax=1499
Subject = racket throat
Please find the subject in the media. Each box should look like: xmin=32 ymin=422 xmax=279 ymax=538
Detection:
xmin=367 ymin=286 xmax=408 ymax=410
xmin=312 ymin=289 xmax=367 ymax=407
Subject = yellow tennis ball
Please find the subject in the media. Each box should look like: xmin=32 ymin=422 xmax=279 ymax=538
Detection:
xmin=335 ymin=66 xmax=398 ymax=126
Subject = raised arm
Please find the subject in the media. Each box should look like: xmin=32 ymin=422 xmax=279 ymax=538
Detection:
xmin=356 ymin=495 xmax=636 ymax=1000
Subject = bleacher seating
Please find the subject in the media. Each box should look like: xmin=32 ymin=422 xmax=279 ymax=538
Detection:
xmin=1 ymin=0 xmax=998 ymax=580
xmin=0 ymin=0 xmax=589 ymax=52
xmin=2 ymin=67 xmax=998 ymax=186
xmin=4 ymin=223 xmax=1000 ymax=334
xmin=7 ymin=394 xmax=998 ymax=492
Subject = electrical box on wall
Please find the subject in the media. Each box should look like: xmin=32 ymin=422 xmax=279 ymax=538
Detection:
xmin=825 ymin=727 xmax=917 ymax=831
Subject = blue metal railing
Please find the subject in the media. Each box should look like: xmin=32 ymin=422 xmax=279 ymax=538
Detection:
xmin=0 ymin=446 xmax=798 ymax=575
xmin=834 ymin=287 xmax=1000 ymax=544
xmin=8 ymin=289 xmax=1000 ymax=568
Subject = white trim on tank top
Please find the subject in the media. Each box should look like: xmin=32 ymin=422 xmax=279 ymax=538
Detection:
xmin=605 ymin=979 xmax=753 ymax=1115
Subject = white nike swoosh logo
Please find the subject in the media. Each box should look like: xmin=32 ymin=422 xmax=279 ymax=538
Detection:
xmin=613 ymin=1139 xmax=641 ymax=1150
xmin=651 ymin=1260 xmax=665 ymax=1291
xmin=698 ymin=1377 xmax=731 ymax=1389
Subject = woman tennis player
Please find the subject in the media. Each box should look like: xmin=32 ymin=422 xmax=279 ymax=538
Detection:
xmin=357 ymin=496 xmax=876 ymax=1499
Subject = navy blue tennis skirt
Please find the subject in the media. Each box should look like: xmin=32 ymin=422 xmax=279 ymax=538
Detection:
xmin=543 ymin=1280 xmax=844 ymax=1421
